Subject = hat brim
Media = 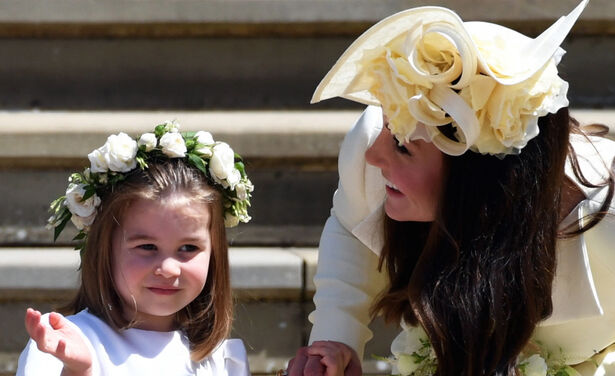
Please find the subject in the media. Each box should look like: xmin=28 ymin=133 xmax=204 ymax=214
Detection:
xmin=311 ymin=1 xmax=588 ymax=105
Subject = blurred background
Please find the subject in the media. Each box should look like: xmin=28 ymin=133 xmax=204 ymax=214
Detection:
xmin=0 ymin=0 xmax=614 ymax=375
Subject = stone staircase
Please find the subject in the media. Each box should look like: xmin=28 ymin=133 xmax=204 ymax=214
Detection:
xmin=1 ymin=1 xmax=614 ymax=375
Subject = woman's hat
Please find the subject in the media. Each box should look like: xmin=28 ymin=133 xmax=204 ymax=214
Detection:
xmin=311 ymin=1 xmax=588 ymax=155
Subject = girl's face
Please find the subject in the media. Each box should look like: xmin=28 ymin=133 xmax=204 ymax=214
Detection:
xmin=365 ymin=117 xmax=445 ymax=222
xmin=112 ymin=195 xmax=212 ymax=331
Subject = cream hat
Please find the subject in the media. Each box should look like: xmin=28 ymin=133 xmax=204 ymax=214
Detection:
xmin=311 ymin=1 xmax=588 ymax=155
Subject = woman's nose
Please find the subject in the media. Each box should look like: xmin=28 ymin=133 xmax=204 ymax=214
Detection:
xmin=365 ymin=126 xmax=390 ymax=169
xmin=155 ymin=257 xmax=181 ymax=278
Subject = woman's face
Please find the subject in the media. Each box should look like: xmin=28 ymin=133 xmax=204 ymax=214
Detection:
xmin=365 ymin=117 xmax=445 ymax=222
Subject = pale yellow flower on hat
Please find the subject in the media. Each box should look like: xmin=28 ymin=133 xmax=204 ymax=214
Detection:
xmin=311 ymin=1 xmax=588 ymax=156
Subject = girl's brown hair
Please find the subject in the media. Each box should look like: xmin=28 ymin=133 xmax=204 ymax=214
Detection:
xmin=372 ymin=108 xmax=614 ymax=375
xmin=60 ymin=159 xmax=233 ymax=361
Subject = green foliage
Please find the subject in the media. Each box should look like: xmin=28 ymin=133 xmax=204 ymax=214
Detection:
xmin=187 ymin=153 xmax=208 ymax=175
xmin=53 ymin=209 xmax=71 ymax=242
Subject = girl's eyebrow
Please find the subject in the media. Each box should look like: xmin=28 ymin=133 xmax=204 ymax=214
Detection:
xmin=125 ymin=232 xmax=208 ymax=243
xmin=125 ymin=233 xmax=156 ymax=242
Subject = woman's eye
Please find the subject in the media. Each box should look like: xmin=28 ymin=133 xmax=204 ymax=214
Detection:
xmin=179 ymin=244 xmax=199 ymax=253
xmin=394 ymin=138 xmax=410 ymax=155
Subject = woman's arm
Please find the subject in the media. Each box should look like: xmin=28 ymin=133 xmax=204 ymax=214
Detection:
xmin=307 ymin=105 xmax=388 ymax=360
xmin=308 ymin=214 xmax=387 ymax=359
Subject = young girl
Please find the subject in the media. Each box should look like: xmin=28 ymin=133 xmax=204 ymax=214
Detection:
xmin=17 ymin=121 xmax=253 ymax=376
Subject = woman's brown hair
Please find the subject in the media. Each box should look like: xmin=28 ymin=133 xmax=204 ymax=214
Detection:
xmin=372 ymin=107 xmax=614 ymax=375
xmin=60 ymin=159 xmax=233 ymax=361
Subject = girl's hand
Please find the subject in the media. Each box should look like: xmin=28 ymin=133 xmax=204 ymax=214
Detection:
xmin=287 ymin=347 xmax=325 ymax=376
xmin=307 ymin=341 xmax=361 ymax=376
xmin=286 ymin=341 xmax=361 ymax=376
xmin=24 ymin=308 xmax=93 ymax=376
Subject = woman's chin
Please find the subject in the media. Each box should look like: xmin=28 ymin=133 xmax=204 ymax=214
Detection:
xmin=384 ymin=199 xmax=433 ymax=222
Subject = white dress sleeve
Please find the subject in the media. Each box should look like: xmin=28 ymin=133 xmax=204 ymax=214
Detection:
xmin=308 ymin=106 xmax=388 ymax=360
xmin=16 ymin=338 xmax=64 ymax=376
xmin=201 ymin=338 xmax=250 ymax=376
xmin=221 ymin=339 xmax=250 ymax=376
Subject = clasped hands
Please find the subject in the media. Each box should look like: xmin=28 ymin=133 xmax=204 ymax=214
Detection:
xmin=285 ymin=341 xmax=362 ymax=376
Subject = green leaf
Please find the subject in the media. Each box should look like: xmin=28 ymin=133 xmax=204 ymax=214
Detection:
xmin=187 ymin=153 xmax=208 ymax=175
xmin=53 ymin=211 xmax=72 ymax=242
xmin=234 ymin=152 xmax=243 ymax=162
xmin=185 ymin=138 xmax=196 ymax=151
xmin=49 ymin=196 xmax=66 ymax=212
xmin=235 ymin=161 xmax=246 ymax=177
xmin=370 ymin=354 xmax=391 ymax=362
xmin=136 ymin=155 xmax=148 ymax=170
xmin=82 ymin=187 xmax=96 ymax=201
xmin=73 ymin=231 xmax=87 ymax=241
xmin=154 ymin=124 xmax=166 ymax=138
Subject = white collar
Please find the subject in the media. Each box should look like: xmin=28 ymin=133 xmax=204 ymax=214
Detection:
xmin=541 ymin=199 xmax=604 ymax=326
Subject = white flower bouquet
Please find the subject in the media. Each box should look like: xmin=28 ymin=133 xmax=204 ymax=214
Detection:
xmin=380 ymin=324 xmax=581 ymax=376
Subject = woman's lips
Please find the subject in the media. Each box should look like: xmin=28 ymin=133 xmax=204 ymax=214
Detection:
xmin=385 ymin=179 xmax=403 ymax=196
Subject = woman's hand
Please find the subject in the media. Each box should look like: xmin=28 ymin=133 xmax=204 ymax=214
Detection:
xmin=24 ymin=308 xmax=93 ymax=376
xmin=286 ymin=341 xmax=362 ymax=376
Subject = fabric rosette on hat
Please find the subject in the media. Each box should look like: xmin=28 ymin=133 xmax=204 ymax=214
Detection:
xmin=311 ymin=0 xmax=588 ymax=156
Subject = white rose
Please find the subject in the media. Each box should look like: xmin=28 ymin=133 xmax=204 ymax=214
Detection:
xmin=209 ymin=142 xmax=237 ymax=188
xmin=103 ymin=132 xmax=138 ymax=172
xmin=138 ymin=132 xmax=157 ymax=151
xmin=224 ymin=212 xmax=240 ymax=227
xmin=519 ymin=354 xmax=547 ymax=376
xmin=70 ymin=212 xmax=97 ymax=230
xmin=195 ymin=131 xmax=214 ymax=145
xmin=159 ymin=132 xmax=187 ymax=158
xmin=88 ymin=146 xmax=108 ymax=173
xmin=195 ymin=131 xmax=215 ymax=156
xmin=65 ymin=184 xmax=101 ymax=218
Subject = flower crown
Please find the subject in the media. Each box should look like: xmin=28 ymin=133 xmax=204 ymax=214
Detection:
xmin=47 ymin=120 xmax=253 ymax=252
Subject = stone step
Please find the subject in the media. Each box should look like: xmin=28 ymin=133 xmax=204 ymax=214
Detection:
xmin=1 ymin=0 xmax=613 ymax=37
xmin=0 ymin=247 xmax=399 ymax=375
xmin=1 ymin=36 xmax=614 ymax=109
xmin=1 ymin=109 xmax=614 ymax=247
xmin=0 ymin=0 xmax=614 ymax=110
xmin=1 ymin=2 xmax=614 ymax=109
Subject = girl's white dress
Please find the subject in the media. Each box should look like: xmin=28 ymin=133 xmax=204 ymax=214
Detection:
xmin=308 ymin=106 xmax=615 ymax=375
xmin=17 ymin=309 xmax=250 ymax=376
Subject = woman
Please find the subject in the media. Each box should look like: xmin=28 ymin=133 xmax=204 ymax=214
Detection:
xmin=288 ymin=1 xmax=615 ymax=375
